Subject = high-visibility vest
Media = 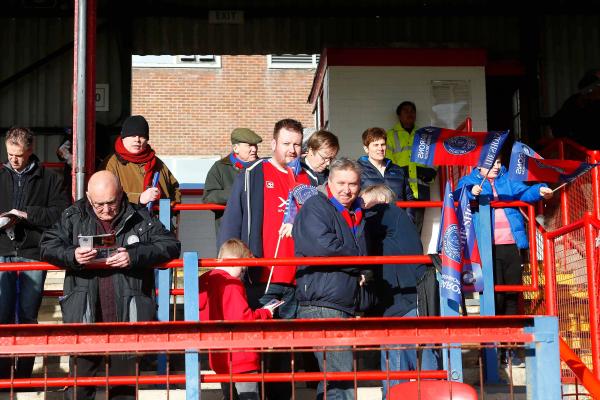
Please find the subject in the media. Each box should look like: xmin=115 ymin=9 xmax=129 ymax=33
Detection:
xmin=385 ymin=123 xmax=431 ymax=199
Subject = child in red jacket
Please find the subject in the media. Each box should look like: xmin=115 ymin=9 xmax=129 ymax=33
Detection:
xmin=200 ymin=239 xmax=278 ymax=400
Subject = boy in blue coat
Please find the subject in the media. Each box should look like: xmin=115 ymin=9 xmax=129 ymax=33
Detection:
xmin=456 ymin=158 xmax=553 ymax=365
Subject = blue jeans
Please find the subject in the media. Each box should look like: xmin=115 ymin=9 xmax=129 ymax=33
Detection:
xmin=297 ymin=305 xmax=355 ymax=400
xmin=0 ymin=256 xmax=46 ymax=324
xmin=380 ymin=308 xmax=441 ymax=398
xmin=0 ymin=256 xmax=47 ymax=379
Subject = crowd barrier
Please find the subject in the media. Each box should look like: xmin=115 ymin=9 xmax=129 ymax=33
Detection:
xmin=17 ymin=143 xmax=600 ymax=398
xmin=0 ymin=313 xmax=561 ymax=399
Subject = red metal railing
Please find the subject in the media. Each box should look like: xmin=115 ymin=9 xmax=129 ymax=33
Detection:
xmin=544 ymin=212 xmax=600 ymax=385
xmin=560 ymin=337 xmax=600 ymax=398
xmin=0 ymin=316 xmax=536 ymax=390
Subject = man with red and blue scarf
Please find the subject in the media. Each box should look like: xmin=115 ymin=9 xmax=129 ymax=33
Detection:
xmin=293 ymin=158 xmax=374 ymax=400
xmin=204 ymin=128 xmax=263 ymax=234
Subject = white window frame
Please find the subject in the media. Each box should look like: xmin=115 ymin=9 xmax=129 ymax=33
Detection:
xmin=267 ymin=54 xmax=319 ymax=69
xmin=132 ymin=55 xmax=221 ymax=69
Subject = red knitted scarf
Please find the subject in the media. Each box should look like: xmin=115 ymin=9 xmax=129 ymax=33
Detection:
xmin=114 ymin=137 xmax=158 ymax=190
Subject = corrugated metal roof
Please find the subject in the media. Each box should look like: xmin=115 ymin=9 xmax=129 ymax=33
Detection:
xmin=0 ymin=17 xmax=125 ymax=129
xmin=0 ymin=17 xmax=73 ymax=128
xmin=1 ymin=9 xmax=599 ymax=134
xmin=130 ymin=14 xmax=521 ymax=56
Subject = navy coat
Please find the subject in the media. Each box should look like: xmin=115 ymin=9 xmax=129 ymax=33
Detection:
xmin=293 ymin=190 xmax=374 ymax=315
xmin=365 ymin=204 xmax=426 ymax=317
xmin=357 ymin=156 xmax=413 ymax=201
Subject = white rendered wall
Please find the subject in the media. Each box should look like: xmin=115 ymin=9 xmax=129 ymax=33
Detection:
xmin=326 ymin=66 xmax=488 ymax=160
xmin=324 ymin=66 xmax=488 ymax=252
xmin=160 ymin=155 xmax=220 ymax=186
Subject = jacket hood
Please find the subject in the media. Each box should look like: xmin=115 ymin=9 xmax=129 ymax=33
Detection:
xmin=3 ymin=154 xmax=39 ymax=175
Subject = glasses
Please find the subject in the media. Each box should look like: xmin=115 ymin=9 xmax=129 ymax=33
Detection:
xmin=90 ymin=198 xmax=119 ymax=210
xmin=316 ymin=151 xmax=336 ymax=163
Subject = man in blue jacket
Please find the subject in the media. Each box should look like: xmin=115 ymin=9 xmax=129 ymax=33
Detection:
xmin=293 ymin=158 xmax=374 ymax=400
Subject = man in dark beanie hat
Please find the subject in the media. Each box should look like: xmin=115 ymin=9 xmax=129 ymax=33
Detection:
xmin=101 ymin=115 xmax=180 ymax=206
xmin=204 ymin=127 xmax=263 ymax=235
xmin=121 ymin=115 xmax=150 ymax=139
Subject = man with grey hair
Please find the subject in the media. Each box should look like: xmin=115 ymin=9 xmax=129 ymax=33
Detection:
xmin=40 ymin=170 xmax=180 ymax=400
xmin=362 ymin=184 xmax=440 ymax=397
xmin=203 ymin=127 xmax=263 ymax=235
xmin=293 ymin=158 xmax=375 ymax=400
xmin=0 ymin=127 xmax=69 ymax=380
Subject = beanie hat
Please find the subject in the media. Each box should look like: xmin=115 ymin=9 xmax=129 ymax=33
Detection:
xmin=121 ymin=115 xmax=149 ymax=139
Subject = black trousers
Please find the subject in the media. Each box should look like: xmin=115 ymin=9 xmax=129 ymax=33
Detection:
xmin=65 ymin=355 xmax=137 ymax=400
xmin=493 ymin=244 xmax=523 ymax=316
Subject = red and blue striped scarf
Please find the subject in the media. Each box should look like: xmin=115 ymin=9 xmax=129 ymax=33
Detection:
xmin=229 ymin=152 xmax=253 ymax=170
xmin=326 ymin=185 xmax=363 ymax=236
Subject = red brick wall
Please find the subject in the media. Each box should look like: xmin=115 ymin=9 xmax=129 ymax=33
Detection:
xmin=131 ymin=55 xmax=316 ymax=157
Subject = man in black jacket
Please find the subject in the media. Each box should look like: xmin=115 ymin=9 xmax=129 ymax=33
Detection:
xmin=40 ymin=170 xmax=180 ymax=400
xmin=0 ymin=127 xmax=69 ymax=379
xmin=293 ymin=158 xmax=374 ymax=400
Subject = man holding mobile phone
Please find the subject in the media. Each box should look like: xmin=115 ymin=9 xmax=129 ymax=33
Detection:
xmin=40 ymin=170 xmax=180 ymax=400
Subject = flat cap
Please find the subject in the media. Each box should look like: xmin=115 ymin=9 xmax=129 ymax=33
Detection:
xmin=231 ymin=128 xmax=262 ymax=145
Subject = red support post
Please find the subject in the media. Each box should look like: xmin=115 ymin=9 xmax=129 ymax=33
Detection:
xmin=543 ymin=233 xmax=558 ymax=316
xmin=583 ymin=212 xmax=600 ymax=379
xmin=590 ymin=150 xmax=600 ymax=221
xmin=527 ymin=204 xmax=539 ymax=290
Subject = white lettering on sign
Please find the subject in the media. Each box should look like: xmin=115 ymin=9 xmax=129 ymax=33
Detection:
xmin=208 ymin=10 xmax=244 ymax=24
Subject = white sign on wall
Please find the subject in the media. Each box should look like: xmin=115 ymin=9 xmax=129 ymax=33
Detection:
xmin=430 ymin=80 xmax=471 ymax=129
xmin=96 ymin=84 xmax=109 ymax=112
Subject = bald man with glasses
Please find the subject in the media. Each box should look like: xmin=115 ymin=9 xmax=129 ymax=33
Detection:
xmin=40 ymin=170 xmax=180 ymax=400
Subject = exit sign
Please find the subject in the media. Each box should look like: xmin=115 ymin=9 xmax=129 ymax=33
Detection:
xmin=208 ymin=10 xmax=244 ymax=24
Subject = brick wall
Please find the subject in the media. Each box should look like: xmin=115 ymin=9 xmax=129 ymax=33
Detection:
xmin=131 ymin=55 xmax=316 ymax=157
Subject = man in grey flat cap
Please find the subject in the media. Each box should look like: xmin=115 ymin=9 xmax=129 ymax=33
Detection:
xmin=203 ymin=128 xmax=263 ymax=235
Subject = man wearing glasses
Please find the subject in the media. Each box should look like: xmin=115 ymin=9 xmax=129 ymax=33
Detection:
xmin=301 ymin=129 xmax=339 ymax=186
xmin=40 ymin=170 xmax=180 ymax=400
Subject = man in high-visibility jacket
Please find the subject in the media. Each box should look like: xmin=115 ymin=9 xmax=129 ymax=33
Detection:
xmin=386 ymin=101 xmax=437 ymax=233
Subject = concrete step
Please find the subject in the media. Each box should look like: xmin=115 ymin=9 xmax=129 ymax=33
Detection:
xmin=0 ymin=385 xmax=547 ymax=400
